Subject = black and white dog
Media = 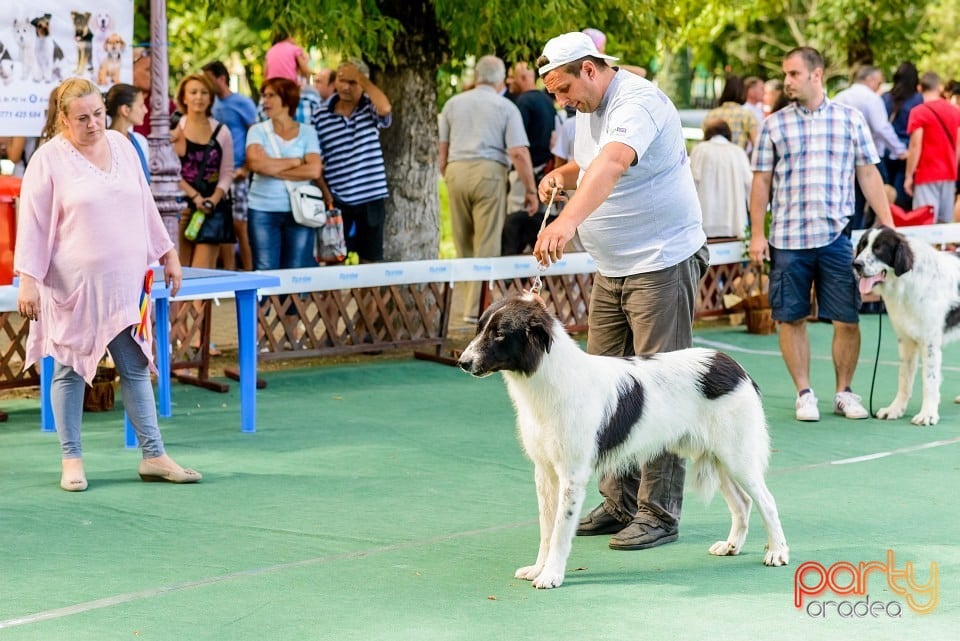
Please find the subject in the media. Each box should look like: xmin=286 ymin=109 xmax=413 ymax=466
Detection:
xmin=0 ymin=39 xmax=13 ymax=85
xmin=854 ymin=226 xmax=960 ymax=425
xmin=457 ymin=294 xmax=789 ymax=589
xmin=30 ymin=13 xmax=64 ymax=83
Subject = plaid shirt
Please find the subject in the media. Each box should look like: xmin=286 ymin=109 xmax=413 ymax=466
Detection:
xmin=754 ymin=98 xmax=878 ymax=249
xmin=706 ymin=102 xmax=757 ymax=150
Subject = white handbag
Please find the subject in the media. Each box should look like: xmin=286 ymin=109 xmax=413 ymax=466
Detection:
xmin=288 ymin=183 xmax=328 ymax=228
xmin=264 ymin=122 xmax=327 ymax=228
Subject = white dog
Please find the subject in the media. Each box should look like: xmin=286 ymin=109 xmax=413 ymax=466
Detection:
xmin=854 ymin=226 xmax=960 ymax=425
xmin=91 ymin=11 xmax=113 ymax=77
xmin=457 ymin=294 xmax=789 ymax=589
xmin=12 ymin=17 xmax=36 ymax=81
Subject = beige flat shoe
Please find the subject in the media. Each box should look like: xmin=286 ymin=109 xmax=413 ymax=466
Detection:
xmin=60 ymin=476 xmax=88 ymax=491
xmin=60 ymin=459 xmax=88 ymax=492
xmin=138 ymin=459 xmax=202 ymax=484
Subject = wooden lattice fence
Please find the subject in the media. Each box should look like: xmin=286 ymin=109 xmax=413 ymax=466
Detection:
xmin=0 ymin=262 xmax=742 ymax=399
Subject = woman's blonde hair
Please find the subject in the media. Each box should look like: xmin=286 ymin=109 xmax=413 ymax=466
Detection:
xmin=55 ymin=78 xmax=102 ymax=131
xmin=40 ymin=78 xmax=103 ymax=143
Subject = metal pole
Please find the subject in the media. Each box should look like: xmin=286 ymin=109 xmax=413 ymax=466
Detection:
xmin=147 ymin=0 xmax=182 ymax=249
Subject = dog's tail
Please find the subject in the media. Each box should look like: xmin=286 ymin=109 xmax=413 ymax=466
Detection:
xmin=688 ymin=455 xmax=720 ymax=504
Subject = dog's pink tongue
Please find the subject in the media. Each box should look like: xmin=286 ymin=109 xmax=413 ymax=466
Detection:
xmin=859 ymin=274 xmax=884 ymax=295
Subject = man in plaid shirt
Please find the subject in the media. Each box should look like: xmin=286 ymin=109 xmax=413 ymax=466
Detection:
xmin=748 ymin=47 xmax=894 ymax=423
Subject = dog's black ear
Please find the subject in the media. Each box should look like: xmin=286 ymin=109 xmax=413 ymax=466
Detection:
xmin=893 ymin=239 xmax=914 ymax=276
xmin=527 ymin=317 xmax=553 ymax=354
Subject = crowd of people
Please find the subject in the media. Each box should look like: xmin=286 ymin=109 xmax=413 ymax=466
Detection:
xmin=5 ymin=31 xmax=391 ymax=273
xmin=7 ymin=30 xmax=958 ymax=528
xmin=695 ymin=60 xmax=960 ymax=243
xmin=687 ymin=54 xmax=960 ymax=426
xmin=9 ymin=31 xmax=393 ymax=491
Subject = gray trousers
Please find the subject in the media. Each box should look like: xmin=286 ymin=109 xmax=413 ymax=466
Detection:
xmin=586 ymin=245 xmax=709 ymax=528
xmin=53 ymin=329 xmax=166 ymax=459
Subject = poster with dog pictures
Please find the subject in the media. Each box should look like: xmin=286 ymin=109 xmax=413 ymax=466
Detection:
xmin=0 ymin=1 xmax=133 ymax=136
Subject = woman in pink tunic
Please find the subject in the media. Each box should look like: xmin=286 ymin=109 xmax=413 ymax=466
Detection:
xmin=15 ymin=78 xmax=201 ymax=492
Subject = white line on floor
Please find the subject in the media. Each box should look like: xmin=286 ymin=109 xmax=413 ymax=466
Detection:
xmin=771 ymin=436 xmax=960 ymax=475
xmin=0 ymin=520 xmax=537 ymax=630
xmin=692 ymin=336 xmax=960 ymax=372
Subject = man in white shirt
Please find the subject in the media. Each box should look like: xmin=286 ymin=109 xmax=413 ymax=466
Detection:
xmin=834 ymin=65 xmax=907 ymax=228
xmin=535 ymin=32 xmax=708 ymax=552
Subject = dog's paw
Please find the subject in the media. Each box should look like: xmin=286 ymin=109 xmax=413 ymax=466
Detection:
xmin=764 ymin=545 xmax=790 ymax=567
xmin=876 ymin=404 xmax=906 ymax=420
xmin=911 ymin=410 xmax=939 ymax=426
xmin=708 ymin=540 xmax=739 ymax=556
xmin=514 ymin=564 xmax=543 ymax=581
xmin=531 ymin=569 xmax=565 ymax=589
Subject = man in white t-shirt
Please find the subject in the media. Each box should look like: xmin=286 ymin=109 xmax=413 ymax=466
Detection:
xmin=535 ymin=32 xmax=709 ymax=552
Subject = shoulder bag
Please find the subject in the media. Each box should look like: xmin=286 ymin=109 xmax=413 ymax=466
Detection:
xmin=264 ymin=121 xmax=327 ymax=228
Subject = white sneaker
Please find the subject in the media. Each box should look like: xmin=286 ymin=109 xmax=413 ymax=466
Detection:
xmin=834 ymin=391 xmax=869 ymax=419
xmin=795 ymin=392 xmax=820 ymax=421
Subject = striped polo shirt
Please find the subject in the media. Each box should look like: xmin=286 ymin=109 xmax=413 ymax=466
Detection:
xmin=311 ymin=94 xmax=391 ymax=205
xmin=753 ymin=98 xmax=878 ymax=250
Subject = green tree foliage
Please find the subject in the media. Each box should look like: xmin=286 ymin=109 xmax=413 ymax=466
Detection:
xmin=161 ymin=0 xmax=939 ymax=259
xmin=678 ymin=0 xmax=928 ymax=85
xmin=194 ymin=0 xmax=664 ymax=259
xmin=137 ymin=0 xmax=269 ymax=95
xmin=917 ymin=0 xmax=960 ymax=81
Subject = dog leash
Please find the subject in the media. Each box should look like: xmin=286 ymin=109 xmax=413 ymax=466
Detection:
xmin=530 ymin=184 xmax=561 ymax=296
xmin=867 ymin=300 xmax=887 ymax=416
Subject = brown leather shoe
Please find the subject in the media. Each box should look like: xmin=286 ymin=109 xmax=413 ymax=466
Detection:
xmin=138 ymin=459 xmax=202 ymax=483
xmin=608 ymin=521 xmax=678 ymax=550
xmin=576 ymin=504 xmax=629 ymax=536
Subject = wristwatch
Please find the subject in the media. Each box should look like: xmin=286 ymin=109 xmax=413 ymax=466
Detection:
xmin=202 ymin=199 xmax=215 ymax=210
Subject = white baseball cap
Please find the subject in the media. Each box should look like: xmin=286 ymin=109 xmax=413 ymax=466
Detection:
xmin=538 ymin=32 xmax=618 ymax=77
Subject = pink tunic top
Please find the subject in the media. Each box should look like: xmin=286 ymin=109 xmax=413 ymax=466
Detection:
xmin=14 ymin=130 xmax=174 ymax=383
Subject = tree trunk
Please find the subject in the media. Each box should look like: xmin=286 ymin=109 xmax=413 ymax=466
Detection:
xmin=378 ymin=66 xmax=441 ymax=261
xmin=376 ymin=0 xmax=445 ymax=261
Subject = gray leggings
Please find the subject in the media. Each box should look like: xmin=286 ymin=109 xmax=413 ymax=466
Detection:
xmin=53 ymin=329 xmax=165 ymax=459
